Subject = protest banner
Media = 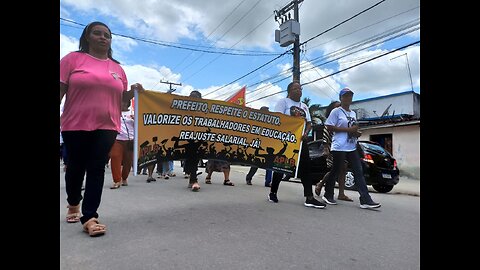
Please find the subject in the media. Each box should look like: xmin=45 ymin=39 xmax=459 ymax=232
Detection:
xmin=135 ymin=91 xmax=305 ymax=176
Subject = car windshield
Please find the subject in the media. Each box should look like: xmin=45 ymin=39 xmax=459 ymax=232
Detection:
xmin=360 ymin=142 xmax=390 ymax=156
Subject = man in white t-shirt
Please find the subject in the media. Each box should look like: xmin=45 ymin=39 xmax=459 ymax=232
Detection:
xmin=267 ymin=82 xmax=326 ymax=209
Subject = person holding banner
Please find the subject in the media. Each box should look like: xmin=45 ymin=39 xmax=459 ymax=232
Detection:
xmin=267 ymin=82 xmax=326 ymax=209
xmin=60 ymin=21 xmax=145 ymax=236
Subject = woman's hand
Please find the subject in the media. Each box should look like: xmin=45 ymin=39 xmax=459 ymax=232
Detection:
xmin=131 ymin=83 xmax=145 ymax=93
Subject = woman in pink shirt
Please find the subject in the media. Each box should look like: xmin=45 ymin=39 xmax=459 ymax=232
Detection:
xmin=60 ymin=21 xmax=144 ymax=237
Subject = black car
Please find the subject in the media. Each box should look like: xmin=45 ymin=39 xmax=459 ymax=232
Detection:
xmin=307 ymin=140 xmax=400 ymax=193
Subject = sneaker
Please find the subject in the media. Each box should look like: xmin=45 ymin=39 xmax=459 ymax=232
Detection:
xmin=146 ymin=177 xmax=156 ymax=183
xmin=304 ymin=197 xmax=326 ymax=209
xmin=322 ymin=195 xmax=337 ymax=205
xmin=360 ymin=199 xmax=381 ymax=209
xmin=268 ymin=193 xmax=278 ymax=203
xmin=163 ymin=175 xmax=169 ymax=180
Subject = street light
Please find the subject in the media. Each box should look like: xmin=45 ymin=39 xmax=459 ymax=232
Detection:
xmin=390 ymin=53 xmax=414 ymax=92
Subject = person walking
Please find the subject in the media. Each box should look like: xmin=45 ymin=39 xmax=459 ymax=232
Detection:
xmin=245 ymin=106 xmax=272 ymax=187
xmin=177 ymin=90 xmax=205 ymax=191
xmin=60 ymin=21 xmax=144 ymax=236
xmin=267 ymin=82 xmax=326 ymax=209
xmin=108 ymin=100 xmax=134 ymax=189
xmin=314 ymin=101 xmax=353 ymax=202
xmin=205 ymin=160 xmax=234 ymax=186
xmin=321 ymin=88 xmax=380 ymax=209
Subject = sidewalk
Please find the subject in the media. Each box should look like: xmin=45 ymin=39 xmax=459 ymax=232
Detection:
xmin=389 ymin=176 xmax=420 ymax=196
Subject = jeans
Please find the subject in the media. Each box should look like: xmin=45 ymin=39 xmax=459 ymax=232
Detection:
xmin=246 ymin=167 xmax=273 ymax=186
xmin=324 ymin=150 xmax=372 ymax=202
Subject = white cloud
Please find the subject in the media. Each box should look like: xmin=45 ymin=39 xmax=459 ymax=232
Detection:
xmin=334 ymin=45 xmax=420 ymax=97
xmin=60 ymin=0 xmax=420 ymax=105
xmin=60 ymin=34 xmax=78 ymax=59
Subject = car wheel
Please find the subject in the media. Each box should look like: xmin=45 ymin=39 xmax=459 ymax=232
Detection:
xmin=372 ymin=184 xmax=394 ymax=193
xmin=344 ymin=171 xmax=355 ymax=188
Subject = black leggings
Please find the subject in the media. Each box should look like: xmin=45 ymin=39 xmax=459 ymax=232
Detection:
xmin=62 ymin=130 xmax=118 ymax=224
xmin=270 ymin=140 xmax=313 ymax=197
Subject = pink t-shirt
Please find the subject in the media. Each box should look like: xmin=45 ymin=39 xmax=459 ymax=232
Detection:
xmin=60 ymin=52 xmax=128 ymax=132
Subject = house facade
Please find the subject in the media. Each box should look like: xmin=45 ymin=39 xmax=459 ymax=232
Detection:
xmin=311 ymin=91 xmax=420 ymax=179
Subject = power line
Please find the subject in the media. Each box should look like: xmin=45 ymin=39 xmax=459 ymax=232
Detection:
xmin=172 ymin=0 xmax=250 ymax=72
xmin=302 ymin=40 xmax=420 ymax=86
xmin=181 ymin=0 xmax=265 ymax=81
xmin=241 ymin=19 xmax=418 ymax=102
xmin=182 ymin=12 xmax=274 ymax=84
xmin=247 ymin=41 xmax=419 ymax=104
xmin=301 ymin=54 xmax=338 ymax=99
xmin=299 ymin=0 xmax=387 ymax=46
xmin=60 ymin=18 xmax=280 ymax=57
xmin=203 ymin=49 xmax=292 ymax=97
xmin=306 ymin=6 xmax=419 ymax=51
xmin=301 ymin=24 xmax=419 ymax=75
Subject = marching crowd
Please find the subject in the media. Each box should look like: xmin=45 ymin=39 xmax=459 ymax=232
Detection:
xmin=60 ymin=21 xmax=380 ymax=238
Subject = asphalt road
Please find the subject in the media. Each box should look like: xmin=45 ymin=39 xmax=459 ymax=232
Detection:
xmin=60 ymin=161 xmax=420 ymax=270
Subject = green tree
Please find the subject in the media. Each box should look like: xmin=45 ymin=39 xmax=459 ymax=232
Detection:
xmin=303 ymin=97 xmax=323 ymax=124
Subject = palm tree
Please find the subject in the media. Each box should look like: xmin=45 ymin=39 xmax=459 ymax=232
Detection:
xmin=302 ymin=97 xmax=323 ymax=124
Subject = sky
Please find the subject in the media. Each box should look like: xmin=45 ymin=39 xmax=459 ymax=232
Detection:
xmin=60 ymin=0 xmax=420 ymax=110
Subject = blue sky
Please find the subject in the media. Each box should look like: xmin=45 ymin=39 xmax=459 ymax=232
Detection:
xmin=60 ymin=0 xmax=420 ymax=110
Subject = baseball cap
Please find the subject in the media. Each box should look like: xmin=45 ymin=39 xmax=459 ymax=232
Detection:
xmin=339 ymin=87 xmax=354 ymax=98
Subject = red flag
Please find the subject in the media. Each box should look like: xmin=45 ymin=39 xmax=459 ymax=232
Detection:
xmin=225 ymin=86 xmax=246 ymax=106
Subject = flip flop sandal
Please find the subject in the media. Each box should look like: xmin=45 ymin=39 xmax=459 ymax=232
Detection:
xmin=66 ymin=205 xmax=81 ymax=223
xmin=223 ymin=180 xmax=235 ymax=186
xmin=83 ymin=217 xmax=106 ymax=237
xmin=191 ymin=182 xmax=201 ymax=192
xmin=110 ymin=182 xmax=121 ymax=189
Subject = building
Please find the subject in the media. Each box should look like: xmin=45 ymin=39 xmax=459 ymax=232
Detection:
xmin=311 ymin=90 xmax=420 ymax=179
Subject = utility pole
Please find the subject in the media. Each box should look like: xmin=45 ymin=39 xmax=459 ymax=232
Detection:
xmin=160 ymin=80 xmax=182 ymax=94
xmin=292 ymin=0 xmax=301 ymax=82
xmin=274 ymin=0 xmax=303 ymax=82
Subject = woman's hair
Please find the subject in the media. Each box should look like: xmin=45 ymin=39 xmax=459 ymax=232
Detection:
xmin=189 ymin=90 xmax=202 ymax=98
xmin=325 ymin=101 xmax=340 ymax=118
xmin=78 ymin=21 xmax=120 ymax=64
